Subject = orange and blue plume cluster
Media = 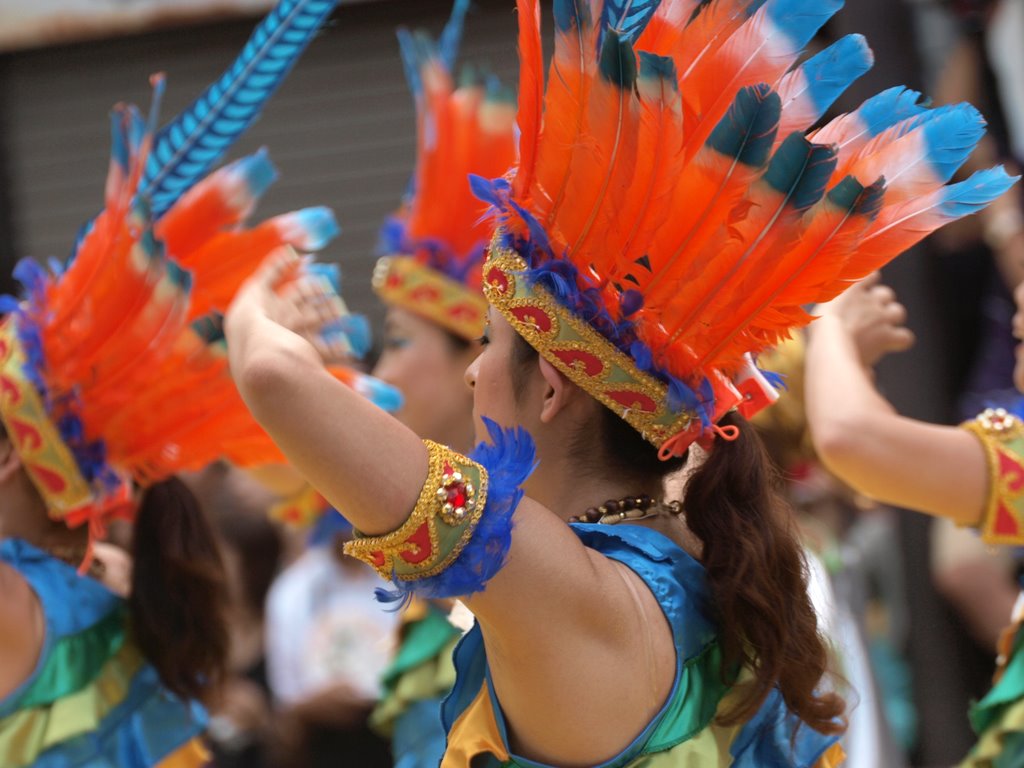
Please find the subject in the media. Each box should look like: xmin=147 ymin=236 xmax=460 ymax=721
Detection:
xmin=484 ymin=0 xmax=1017 ymax=425
xmin=378 ymin=0 xmax=517 ymax=289
xmin=12 ymin=94 xmax=340 ymax=485
xmin=4 ymin=85 xmax=394 ymax=499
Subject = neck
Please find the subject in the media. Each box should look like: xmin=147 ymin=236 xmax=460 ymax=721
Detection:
xmin=524 ymin=445 xmax=663 ymax=523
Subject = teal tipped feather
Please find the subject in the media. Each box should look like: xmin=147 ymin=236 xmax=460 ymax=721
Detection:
xmin=141 ymin=0 xmax=339 ymax=218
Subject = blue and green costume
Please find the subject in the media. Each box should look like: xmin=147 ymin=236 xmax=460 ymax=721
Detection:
xmin=439 ymin=525 xmax=844 ymax=767
xmin=0 ymin=539 xmax=208 ymax=768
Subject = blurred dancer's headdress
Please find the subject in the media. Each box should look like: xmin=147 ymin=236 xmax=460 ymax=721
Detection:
xmin=374 ymin=0 xmax=517 ymax=341
xmin=479 ymin=0 xmax=1016 ymax=455
xmin=0 ymin=0 xmax=397 ymax=540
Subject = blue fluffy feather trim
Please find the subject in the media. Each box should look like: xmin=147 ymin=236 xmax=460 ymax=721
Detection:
xmin=2 ymin=261 xmax=116 ymax=492
xmin=376 ymin=215 xmax=488 ymax=285
xmin=375 ymin=418 xmax=537 ymax=605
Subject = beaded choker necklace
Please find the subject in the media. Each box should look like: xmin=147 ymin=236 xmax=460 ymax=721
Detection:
xmin=569 ymin=495 xmax=683 ymax=526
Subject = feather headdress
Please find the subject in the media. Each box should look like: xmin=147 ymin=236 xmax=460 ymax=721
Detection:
xmin=374 ymin=0 xmax=517 ymax=340
xmin=479 ymin=0 xmax=1017 ymax=454
xmin=0 ymin=0 xmax=399 ymax=541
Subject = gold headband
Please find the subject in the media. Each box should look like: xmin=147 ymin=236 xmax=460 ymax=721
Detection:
xmin=482 ymin=233 xmax=693 ymax=448
xmin=373 ymin=256 xmax=488 ymax=342
xmin=0 ymin=320 xmax=94 ymax=517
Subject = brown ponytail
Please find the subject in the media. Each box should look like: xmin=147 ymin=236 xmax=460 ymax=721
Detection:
xmin=129 ymin=477 xmax=229 ymax=704
xmin=513 ymin=334 xmax=843 ymax=735
xmin=684 ymin=411 xmax=844 ymax=733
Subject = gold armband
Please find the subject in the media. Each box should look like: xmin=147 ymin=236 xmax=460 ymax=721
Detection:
xmin=344 ymin=441 xmax=489 ymax=581
xmin=961 ymin=408 xmax=1024 ymax=545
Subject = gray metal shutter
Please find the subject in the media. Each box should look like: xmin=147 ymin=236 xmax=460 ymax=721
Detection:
xmin=0 ymin=0 xmax=521 ymax=321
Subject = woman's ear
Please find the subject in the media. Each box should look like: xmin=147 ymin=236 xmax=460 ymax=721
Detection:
xmin=538 ymin=356 xmax=573 ymax=425
xmin=0 ymin=437 xmax=23 ymax=486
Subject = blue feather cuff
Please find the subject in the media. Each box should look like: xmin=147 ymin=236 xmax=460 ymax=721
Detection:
xmin=371 ymin=418 xmax=536 ymax=605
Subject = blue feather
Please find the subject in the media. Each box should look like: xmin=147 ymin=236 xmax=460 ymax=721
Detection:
xmin=765 ymin=0 xmax=844 ymax=52
xmin=938 ymin=166 xmax=1019 ymax=219
xmin=598 ymin=28 xmax=638 ymax=87
xmin=858 ymin=86 xmax=929 ymax=137
xmin=320 ymin=315 xmax=373 ymax=359
xmin=706 ymin=84 xmax=781 ymax=168
xmin=638 ymin=51 xmax=678 ymax=89
xmin=141 ymin=0 xmax=339 ymax=218
xmin=307 ymin=261 xmax=341 ymax=293
xmin=396 ymin=27 xmax=423 ymax=98
xmin=438 ymin=0 xmax=472 ymax=72
xmin=600 ymin=0 xmax=660 ymax=45
xmin=554 ymin=0 xmax=593 ymax=34
xmin=921 ymin=104 xmax=986 ymax=184
xmin=793 ymin=34 xmax=872 ymax=119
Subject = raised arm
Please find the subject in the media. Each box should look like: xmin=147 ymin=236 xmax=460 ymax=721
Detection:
xmin=225 ymin=251 xmax=429 ymax=536
xmin=224 ymin=250 xmax=678 ymax=764
xmin=804 ymin=275 xmax=986 ymax=526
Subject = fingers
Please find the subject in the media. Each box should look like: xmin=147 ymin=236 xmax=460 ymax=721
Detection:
xmin=256 ymin=246 xmax=306 ymax=291
xmin=882 ymin=299 xmax=907 ymax=326
xmin=870 ymin=284 xmax=897 ymax=304
xmin=889 ymin=326 xmax=916 ymax=352
xmin=860 ymin=271 xmax=882 ymax=289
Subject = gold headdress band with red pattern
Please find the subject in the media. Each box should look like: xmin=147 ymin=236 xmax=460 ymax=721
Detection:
xmin=0 ymin=321 xmax=114 ymax=519
xmin=373 ymin=257 xmax=489 ymax=342
xmin=483 ymin=232 xmax=774 ymax=454
xmin=373 ymin=3 xmax=516 ymax=341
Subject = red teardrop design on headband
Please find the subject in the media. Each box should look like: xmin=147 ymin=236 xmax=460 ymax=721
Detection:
xmin=486 ymin=267 xmax=509 ymax=294
xmin=386 ymin=272 xmax=404 ymax=289
xmin=606 ymin=390 xmax=658 ymax=413
xmin=369 ymin=550 xmax=387 ymax=568
xmin=9 ymin=417 xmax=42 ymax=451
xmin=400 ymin=521 xmax=434 ymax=565
xmin=31 ymin=464 xmax=69 ymax=494
xmin=0 ymin=375 xmax=22 ymax=405
xmin=511 ymin=306 xmax=552 ymax=333
xmin=448 ymin=303 xmax=481 ymax=321
xmin=410 ymin=285 xmax=442 ymax=302
xmin=553 ymin=349 xmax=604 ymax=377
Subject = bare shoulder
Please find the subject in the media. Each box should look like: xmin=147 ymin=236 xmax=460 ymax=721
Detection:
xmin=0 ymin=560 xmax=45 ymax=700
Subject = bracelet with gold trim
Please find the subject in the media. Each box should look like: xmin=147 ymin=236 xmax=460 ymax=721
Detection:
xmin=961 ymin=407 xmax=1024 ymax=545
xmin=344 ymin=440 xmax=489 ymax=582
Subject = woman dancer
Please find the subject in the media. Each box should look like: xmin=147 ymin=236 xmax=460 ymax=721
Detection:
xmin=805 ymin=273 xmax=1024 ymax=765
xmin=0 ymin=1 xmax=382 ymax=764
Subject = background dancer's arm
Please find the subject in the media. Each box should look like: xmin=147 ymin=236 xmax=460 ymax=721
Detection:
xmin=805 ymin=274 xmax=985 ymax=526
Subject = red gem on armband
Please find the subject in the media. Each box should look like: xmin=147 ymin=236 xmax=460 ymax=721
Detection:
xmin=436 ymin=462 xmax=477 ymax=525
